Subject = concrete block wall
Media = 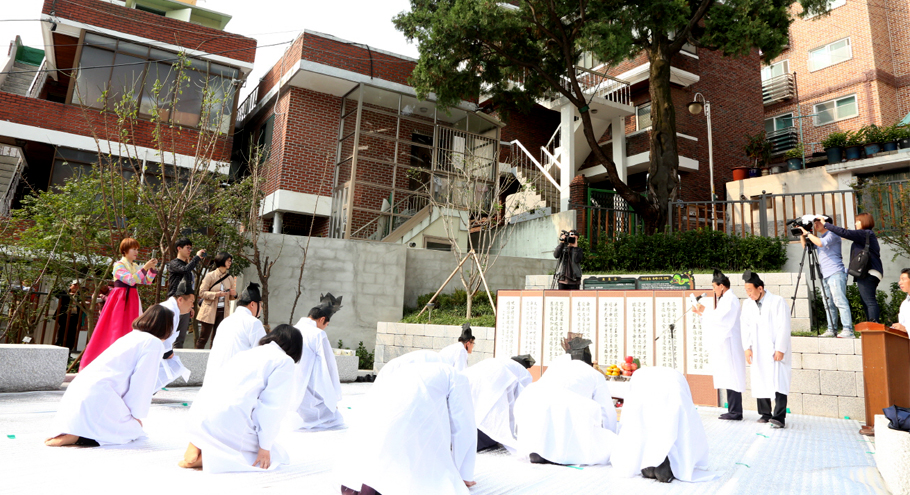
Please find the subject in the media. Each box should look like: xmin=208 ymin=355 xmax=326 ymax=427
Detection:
xmin=373 ymin=322 xmax=495 ymax=371
xmin=526 ymin=271 xmax=813 ymax=330
xmin=733 ymin=336 xmax=866 ymax=422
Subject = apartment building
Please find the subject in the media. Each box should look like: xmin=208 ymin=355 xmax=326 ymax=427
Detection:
xmin=761 ymin=0 xmax=910 ymax=177
xmin=0 ymin=0 xmax=257 ymax=211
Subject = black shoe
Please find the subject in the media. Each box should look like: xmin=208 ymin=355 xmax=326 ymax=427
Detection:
xmin=654 ymin=456 xmax=675 ymax=483
xmin=719 ymin=413 xmax=743 ymax=421
xmin=355 ymin=376 xmax=364 ymax=382
xmin=757 ymin=417 xmax=770 ymax=424
xmin=529 ymin=453 xmax=560 ymax=465
xmin=365 ymin=374 xmax=375 ymax=383
xmin=769 ymin=419 xmax=786 ymax=429
xmin=641 ymin=467 xmax=656 ymax=479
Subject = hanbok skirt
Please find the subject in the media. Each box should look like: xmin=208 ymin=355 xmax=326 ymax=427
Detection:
xmin=80 ymin=286 xmax=142 ymax=370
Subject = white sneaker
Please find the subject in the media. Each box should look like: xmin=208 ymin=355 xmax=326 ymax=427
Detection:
xmin=837 ymin=330 xmax=855 ymax=339
xmin=820 ymin=330 xmax=836 ymax=337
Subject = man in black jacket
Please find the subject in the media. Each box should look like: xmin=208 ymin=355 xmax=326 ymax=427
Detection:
xmin=167 ymin=238 xmax=206 ymax=349
xmin=554 ymin=230 xmax=583 ymax=290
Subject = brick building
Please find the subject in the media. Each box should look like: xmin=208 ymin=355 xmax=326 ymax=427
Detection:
xmin=0 ymin=0 xmax=256 ymax=211
xmin=234 ymin=30 xmax=503 ymax=246
xmin=761 ymin=0 xmax=910 ymax=165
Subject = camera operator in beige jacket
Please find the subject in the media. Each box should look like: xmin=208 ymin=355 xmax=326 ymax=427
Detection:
xmin=195 ymin=252 xmax=237 ymax=349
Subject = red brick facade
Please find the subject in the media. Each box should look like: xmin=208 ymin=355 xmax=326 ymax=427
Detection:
xmin=764 ymin=1 xmax=910 ymax=153
xmin=43 ymin=0 xmax=257 ymax=64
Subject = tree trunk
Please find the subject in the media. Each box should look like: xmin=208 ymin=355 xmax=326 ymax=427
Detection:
xmin=645 ymin=45 xmax=680 ymax=234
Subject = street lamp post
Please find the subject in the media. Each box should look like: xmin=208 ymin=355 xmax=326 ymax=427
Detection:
xmin=687 ymin=93 xmax=716 ymax=229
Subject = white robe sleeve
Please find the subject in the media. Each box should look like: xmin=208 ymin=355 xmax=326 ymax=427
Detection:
xmin=592 ymin=376 xmax=618 ymax=433
xmin=252 ymin=359 xmax=295 ymax=451
xmin=741 ymin=303 xmax=756 ymax=352
xmin=123 ymin=339 xmax=164 ymax=419
xmin=711 ymin=294 xmax=739 ymax=341
xmin=773 ymin=298 xmax=791 ymax=355
xmin=249 ymin=320 xmax=267 ymax=348
xmin=448 ymin=372 xmax=477 ymax=482
xmin=318 ymin=332 xmax=343 ymax=408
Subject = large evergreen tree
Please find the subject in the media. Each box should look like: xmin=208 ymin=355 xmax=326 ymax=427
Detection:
xmin=394 ymin=0 xmax=830 ymax=231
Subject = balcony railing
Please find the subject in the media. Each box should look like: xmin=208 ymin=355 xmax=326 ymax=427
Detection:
xmin=762 ymin=73 xmax=795 ymax=106
xmin=767 ymin=126 xmax=799 ymax=155
xmin=236 ymin=88 xmax=258 ymax=126
xmin=542 ymin=66 xmax=631 ymax=108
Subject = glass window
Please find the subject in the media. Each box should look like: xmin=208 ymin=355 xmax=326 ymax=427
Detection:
xmin=805 ymin=0 xmax=847 ymax=18
xmin=108 ymin=52 xmax=146 ymax=108
xmin=761 ymin=60 xmax=789 ymax=81
xmin=636 ymin=102 xmax=651 ymax=130
xmin=49 ymin=160 xmax=93 ymax=190
xmin=72 ymin=46 xmax=114 ymax=108
xmin=172 ymin=70 xmax=206 ymax=127
xmin=764 ymin=113 xmax=793 ymax=134
xmin=814 ymin=95 xmax=857 ymax=125
xmin=808 ymin=38 xmax=852 ymax=71
xmin=140 ymin=61 xmax=176 ymax=119
xmin=203 ymin=75 xmax=236 ymax=133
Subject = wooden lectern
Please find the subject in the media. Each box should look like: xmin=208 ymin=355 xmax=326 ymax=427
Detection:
xmin=857 ymin=322 xmax=910 ymax=435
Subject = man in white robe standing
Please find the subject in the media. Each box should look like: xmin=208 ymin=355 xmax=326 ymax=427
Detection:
xmin=438 ymin=323 xmax=474 ymax=371
xmin=514 ymin=338 xmax=617 ymax=466
xmin=290 ymin=293 xmax=344 ymax=430
xmin=462 ymin=354 xmax=534 ymax=452
xmin=337 ymin=354 xmax=476 ymax=495
xmin=741 ymin=270 xmax=792 ymax=428
xmin=612 ymin=366 xmax=716 ymax=483
xmin=694 ymin=269 xmax=746 ymax=420
xmin=203 ymin=283 xmax=266 ymax=385
xmin=157 ymin=279 xmax=194 ymax=390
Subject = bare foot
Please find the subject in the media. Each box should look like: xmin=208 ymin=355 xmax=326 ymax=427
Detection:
xmin=177 ymin=442 xmax=203 ymax=469
xmin=464 ymin=480 xmax=477 ymax=487
xmin=45 ymin=434 xmax=79 ymax=447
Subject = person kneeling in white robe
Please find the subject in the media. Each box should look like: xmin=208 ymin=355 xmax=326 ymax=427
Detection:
xmin=438 ymin=323 xmax=474 ymax=371
xmin=45 ymin=305 xmax=174 ymax=447
xmin=338 ymin=354 xmax=477 ymax=495
xmin=462 ymin=354 xmax=534 ymax=452
xmin=178 ymin=324 xmax=302 ymax=473
xmin=514 ymin=338 xmax=618 ymax=466
xmin=203 ymin=282 xmax=266 ymax=386
xmin=290 ymin=293 xmax=345 ymax=430
xmin=156 ymin=278 xmax=195 ymax=390
xmin=612 ymin=366 xmax=716 ymax=483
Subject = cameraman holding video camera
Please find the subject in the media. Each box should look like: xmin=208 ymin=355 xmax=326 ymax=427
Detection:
xmin=554 ymin=230 xmax=584 ymax=290
xmin=798 ymin=216 xmax=854 ymax=338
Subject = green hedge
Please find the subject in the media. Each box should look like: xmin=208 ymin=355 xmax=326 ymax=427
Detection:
xmin=581 ymin=230 xmax=788 ymax=273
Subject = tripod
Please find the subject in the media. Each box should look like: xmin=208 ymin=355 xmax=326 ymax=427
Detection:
xmin=790 ymin=241 xmax=833 ymax=335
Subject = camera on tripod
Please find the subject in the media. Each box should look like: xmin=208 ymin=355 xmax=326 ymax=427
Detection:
xmin=560 ymin=230 xmax=578 ymax=244
xmin=786 ymin=218 xmax=814 ymax=237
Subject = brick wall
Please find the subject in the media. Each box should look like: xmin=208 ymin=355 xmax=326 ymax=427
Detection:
xmin=0 ymin=92 xmax=231 ymax=161
xmin=43 ymin=0 xmax=256 ymax=64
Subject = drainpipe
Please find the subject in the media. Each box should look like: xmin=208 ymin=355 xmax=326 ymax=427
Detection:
xmin=272 ymin=211 xmax=283 ymax=234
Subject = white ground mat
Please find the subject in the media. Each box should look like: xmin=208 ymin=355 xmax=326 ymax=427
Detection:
xmin=0 ymin=383 xmax=885 ymax=494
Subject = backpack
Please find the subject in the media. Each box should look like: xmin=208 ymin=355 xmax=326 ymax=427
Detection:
xmin=847 ymin=231 xmax=872 ymax=278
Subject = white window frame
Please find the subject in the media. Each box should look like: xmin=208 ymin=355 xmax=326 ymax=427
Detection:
xmin=808 ymin=37 xmax=852 ymax=72
xmin=636 ymin=102 xmax=652 ymax=131
xmin=814 ymin=94 xmax=858 ymax=126
xmin=765 ymin=113 xmax=794 ymax=134
xmin=761 ymin=60 xmax=789 ymax=82
xmin=805 ymin=0 xmax=847 ymax=19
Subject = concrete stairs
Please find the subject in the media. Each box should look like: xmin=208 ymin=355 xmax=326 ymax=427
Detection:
xmin=0 ymin=62 xmax=38 ymax=96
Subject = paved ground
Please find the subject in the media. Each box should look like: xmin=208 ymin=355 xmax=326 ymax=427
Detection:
xmin=0 ymin=383 xmax=887 ymax=495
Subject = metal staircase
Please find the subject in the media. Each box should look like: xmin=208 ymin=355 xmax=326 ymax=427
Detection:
xmin=0 ymin=62 xmax=38 ymax=96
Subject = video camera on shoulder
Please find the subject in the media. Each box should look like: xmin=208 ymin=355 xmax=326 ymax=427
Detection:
xmin=560 ymin=230 xmax=578 ymax=244
xmin=786 ymin=214 xmax=831 ymax=237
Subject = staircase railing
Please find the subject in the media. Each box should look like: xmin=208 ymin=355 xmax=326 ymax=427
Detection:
xmin=0 ymin=145 xmax=25 ymax=217
xmin=542 ymin=66 xmax=632 ymax=107
xmin=506 ymin=140 xmax=561 ymax=214
xmin=26 ymin=59 xmax=47 ymax=98
xmin=350 ymin=191 xmax=431 ymax=240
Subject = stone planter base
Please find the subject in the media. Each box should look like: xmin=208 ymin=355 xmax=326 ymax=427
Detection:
xmin=0 ymin=344 xmax=68 ymax=392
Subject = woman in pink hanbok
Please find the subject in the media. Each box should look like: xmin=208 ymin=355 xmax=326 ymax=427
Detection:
xmin=80 ymin=238 xmax=158 ymax=370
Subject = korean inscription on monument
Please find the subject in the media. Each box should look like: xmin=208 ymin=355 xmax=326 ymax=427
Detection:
xmin=626 ymin=297 xmax=653 ymax=365
xmin=686 ymin=297 xmax=709 ymax=374
xmin=654 ymin=297 xmax=684 ymax=371
xmin=598 ymin=297 xmax=624 ymax=366
xmin=495 ymin=296 xmax=520 ymax=357
xmin=543 ymin=296 xmax=569 ymax=365
xmin=519 ymin=296 xmax=543 ymax=364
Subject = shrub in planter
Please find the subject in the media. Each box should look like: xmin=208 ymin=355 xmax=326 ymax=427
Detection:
xmin=896 ymin=125 xmax=910 ymax=149
xmin=844 ymin=130 xmax=864 ymax=160
xmin=784 ymin=144 xmax=804 ymax=170
xmin=822 ymin=131 xmax=847 ymax=163
xmin=861 ymin=124 xmax=886 ymax=155
xmin=744 ymin=131 xmax=772 ymax=169
xmin=882 ymin=124 xmax=901 ymax=151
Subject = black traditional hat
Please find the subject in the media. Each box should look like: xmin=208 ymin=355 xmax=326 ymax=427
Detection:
xmin=742 ymin=270 xmax=763 ymax=287
xmin=712 ymin=268 xmax=727 ymax=286
xmin=319 ymin=293 xmax=343 ymax=315
xmin=173 ymin=278 xmax=192 ymax=297
xmin=241 ymin=282 xmax=262 ymax=303
xmin=567 ymin=336 xmax=592 ymax=362
xmin=511 ymin=354 xmax=536 ymax=369
xmin=458 ymin=322 xmax=474 ymax=342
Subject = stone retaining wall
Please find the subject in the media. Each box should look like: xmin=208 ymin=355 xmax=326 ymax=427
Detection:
xmin=374 ymin=322 xmax=495 ymax=370
xmin=733 ymin=336 xmax=866 ymax=422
